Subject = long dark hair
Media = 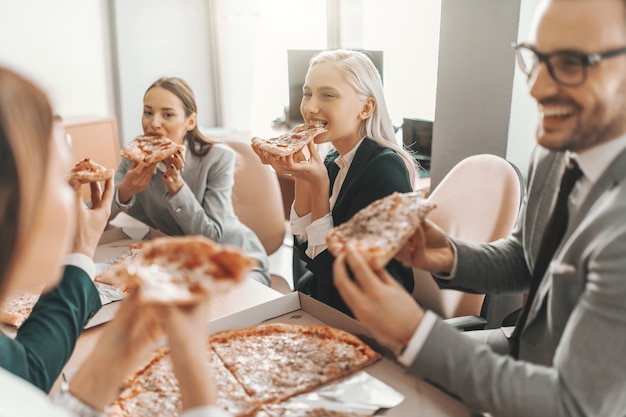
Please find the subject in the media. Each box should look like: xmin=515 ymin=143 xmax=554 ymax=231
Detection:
xmin=0 ymin=67 xmax=54 ymax=297
xmin=146 ymin=77 xmax=215 ymax=156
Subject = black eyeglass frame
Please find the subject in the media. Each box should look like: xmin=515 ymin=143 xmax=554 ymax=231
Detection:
xmin=512 ymin=42 xmax=626 ymax=86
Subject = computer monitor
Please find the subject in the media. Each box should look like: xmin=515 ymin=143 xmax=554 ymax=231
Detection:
xmin=402 ymin=117 xmax=433 ymax=171
xmin=287 ymin=49 xmax=384 ymax=126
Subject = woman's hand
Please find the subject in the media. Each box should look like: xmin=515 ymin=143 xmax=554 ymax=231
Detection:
xmin=156 ymin=299 xmax=217 ymax=410
xmin=395 ymin=219 xmax=455 ymax=274
xmin=161 ymin=149 xmax=186 ymax=195
xmin=68 ymin=290 xmax=164 ymax=410
xmin=117 ymin=161 xmax=158 ymax=203
xmin=69 ymin=175 xmax=114 ymax=259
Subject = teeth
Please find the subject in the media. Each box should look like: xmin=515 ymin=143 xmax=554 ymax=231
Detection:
xmin=308 ymin=120 xmax=327 ymax=126
xmin=541 ymin=105 xmax=575 ymax=118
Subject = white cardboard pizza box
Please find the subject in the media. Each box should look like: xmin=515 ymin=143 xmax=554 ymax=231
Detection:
xmin=206 ymin=292 xmax=471 ymax=417
xmin=86 ymin=218 xmax=167 ymax=328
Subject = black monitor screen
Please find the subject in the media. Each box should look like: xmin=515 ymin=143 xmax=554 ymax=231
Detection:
xmin=287 ymin=49 xmax=384 ymax=126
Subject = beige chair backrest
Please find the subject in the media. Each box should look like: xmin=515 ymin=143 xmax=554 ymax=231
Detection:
xmin=219 ymin=135 xmax=286 ymax=256
xmin=413 ymin=154 xmax=522 ymax=319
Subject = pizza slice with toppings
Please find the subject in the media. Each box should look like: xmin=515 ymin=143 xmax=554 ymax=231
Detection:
xmin=251 ymin=123 xmax=327 ymax=157
xmin=209 ymin=323 xmax=381 ymax=404
xmin=120 ymin=135 xmax=184 ymax=165
xmin=326 ymin=191 xmax=435 ymax=269
xmin=69 ymin=157 xmax=112 ymax=183
xmin=109 ymin=236 xmax=256 ymax=305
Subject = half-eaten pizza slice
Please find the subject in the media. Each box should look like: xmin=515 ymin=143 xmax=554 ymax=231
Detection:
xmin=121 ymin=135 xmax=184 ymax=165
xmin=251 ymin=123 xmax=327 ymax=157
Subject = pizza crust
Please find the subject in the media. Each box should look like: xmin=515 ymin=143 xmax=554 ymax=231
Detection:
xmin=251 ymin=123 xmax=327 ymax=157
xmin=0 ymin=289 xmax=41 ymax=328
xmin=326 ymin=191 xmax=435 ymax=269
xmin=120 ymin=135 xmax=184 ymax=165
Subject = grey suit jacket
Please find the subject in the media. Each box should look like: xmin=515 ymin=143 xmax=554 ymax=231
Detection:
xmin=407 ymin=145 xmax=626 ymax=417
xmin=111 ymin=143 xmax=270 ymax=285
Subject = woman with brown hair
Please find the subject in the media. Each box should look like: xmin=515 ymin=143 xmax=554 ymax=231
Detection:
xmin=111 ymin=77 xmax=270 ymax=286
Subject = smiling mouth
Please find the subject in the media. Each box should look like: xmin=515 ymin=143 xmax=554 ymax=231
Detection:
xmin=540 ymin=104 xmax=576 ymax=119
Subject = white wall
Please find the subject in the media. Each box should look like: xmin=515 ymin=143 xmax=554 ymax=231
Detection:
xmin=430 ymin=0 xmax=538 ymax=188
xmin=0 ymin=0 xmax=114 ymax=118
xmin=112 ymin=0 xmax=217 ymax=144
xmin=507 ymin=0 xmax=541 ymax=176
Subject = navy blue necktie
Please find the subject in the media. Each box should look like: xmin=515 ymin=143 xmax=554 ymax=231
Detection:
xmin=510 ymin=160 xmax=583 ymax=358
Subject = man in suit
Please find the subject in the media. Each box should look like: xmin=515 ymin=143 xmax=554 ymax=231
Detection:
xmin=0 ymin=177 xmax=113 ymax=392
xmin=333 ymin=0 xmax=626 ymax=415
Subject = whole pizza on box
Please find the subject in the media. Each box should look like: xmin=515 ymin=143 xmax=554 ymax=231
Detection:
xmin=106 ymin=323 xmax=381 ymax=417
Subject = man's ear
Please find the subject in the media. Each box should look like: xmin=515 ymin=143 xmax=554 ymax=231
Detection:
xmin=186 ymin=113 xmax=197 ymax=131
xmin=360 ymin=98 xmax=376 ymax=120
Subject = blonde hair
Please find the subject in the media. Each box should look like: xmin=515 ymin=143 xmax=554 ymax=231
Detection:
xmin=0 ymin=67 xmax=54 ymax=297
xmin=308 ymin=49 xmax=417 ymax=186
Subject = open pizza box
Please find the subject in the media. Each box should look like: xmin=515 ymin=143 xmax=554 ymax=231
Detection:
xmin=206 ymin=291 xmax=470 ymax=417
xmin=85 ymin=213 xmax=168 ymax=328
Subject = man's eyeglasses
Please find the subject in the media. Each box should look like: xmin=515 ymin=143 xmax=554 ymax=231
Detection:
xmin=513 ymin=42 xmax=626 ymax=86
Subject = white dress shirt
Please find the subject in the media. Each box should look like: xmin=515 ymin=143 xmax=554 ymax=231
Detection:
xmin=291 ymin=138 xmax=365 ymax=259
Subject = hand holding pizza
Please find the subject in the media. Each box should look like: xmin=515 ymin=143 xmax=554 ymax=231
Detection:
xmin=117 ymin=160 xmax=159 ymax=204
xmin=394 ymin=219 xmax=455 ymax=275
xmin=156 ymin=300 xmax=218 ymax=410
xmin=67 ymin=290 xmax=165 ymax=410
xmin=161 ymin=149 xmax=186 ymax=195
xmin=70 ymin=175 xmax=114 ymax=259
xmin=333 ymin=244 xmax=423 ymax=354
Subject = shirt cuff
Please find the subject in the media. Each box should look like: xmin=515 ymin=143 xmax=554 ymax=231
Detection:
xmin=290 ymin=205 xmax=312 ymax=243
xmin=182 ymin=406 xmax=232 ymax=417
xmin=432 ymin=238 xmax=458 ymax=280
xmin=64 ymin=253 xmax=97 ymax=281
xmin=397 ymin=310 xmax=438 ymax=367
xmin=114 ymin=185 xmax=135 ymax=209
xmin=304 ymin=213 xmax=333 ymax=259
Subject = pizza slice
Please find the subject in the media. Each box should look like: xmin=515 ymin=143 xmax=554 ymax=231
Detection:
xmin=209 ymin=323 xmax=381 ymax=404
xmin=326 ymin=191 xmax=435 ymax=269
xmin=69 ymin=157 xmax=112 ymax=183
xmin=116 ymin=236 xmax=256 ymax=305
xmin=107 ymin=343 xmax=260 ymax=417
xmin=120 ymin=135 xmax=184 ymax=165
xmin=0 ymin=289 xmax=41 ymax=328
xmin=94 ymin=243 xmax=145 ymax=294
xmin=251 ymin=123 xmax=327 ymax=157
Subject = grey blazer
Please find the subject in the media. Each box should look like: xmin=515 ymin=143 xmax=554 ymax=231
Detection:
xmin=110 ymin=143 xmax=270 ymax=286
xmin=407 ymin=145 xmax=626 ymax=417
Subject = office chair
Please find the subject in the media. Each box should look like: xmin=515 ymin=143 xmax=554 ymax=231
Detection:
xmin=219 ymin=135 xmax=292 ymax=294
xmin=411 ymin=153 xmax=524 ymax=330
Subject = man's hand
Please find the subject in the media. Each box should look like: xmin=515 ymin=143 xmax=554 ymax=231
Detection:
xmin=395 ymin=219 xmax=455 ymax=275
xmin=70 ymin=174 xmax=114 ymax=259
xmin=333 ymin=245 xmax=423 ymax=354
